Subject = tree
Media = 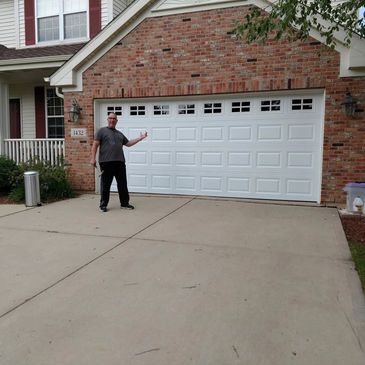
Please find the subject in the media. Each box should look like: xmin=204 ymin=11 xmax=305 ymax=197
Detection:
xmin=234 ymin=0 xmax=365 ymax=48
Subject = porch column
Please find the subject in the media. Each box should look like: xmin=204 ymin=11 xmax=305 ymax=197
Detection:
xmin=0 ymin=78 xmax=10 ymax=155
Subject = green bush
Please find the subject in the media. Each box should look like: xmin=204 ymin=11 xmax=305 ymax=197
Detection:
xmin=0 ymin=155 xmax=20 ymax=194
xmin=8 ymin=159 xmax=74 ymax=203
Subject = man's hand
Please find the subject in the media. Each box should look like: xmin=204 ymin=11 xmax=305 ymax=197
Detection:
xmin=139 ymin=131 xmax=148 ymax=141
xmin=90 ymin=159 xmax=97 ymax=168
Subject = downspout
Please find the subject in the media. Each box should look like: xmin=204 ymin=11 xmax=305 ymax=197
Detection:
xmin=55 ymin=87 xmax=64 ymax=99
xmin=43 ymin=77 xmax=64 ymax=99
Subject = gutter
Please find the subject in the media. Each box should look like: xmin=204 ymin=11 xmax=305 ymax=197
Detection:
xmin=0 ymin=55 xmax=73 ymax=72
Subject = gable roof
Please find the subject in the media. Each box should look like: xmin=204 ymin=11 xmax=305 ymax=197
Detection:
xmin=48 ymin=0 xmax=365 ymax=91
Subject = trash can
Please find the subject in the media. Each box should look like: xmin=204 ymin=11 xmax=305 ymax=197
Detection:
xmin=343 ymin=182 xmax=365 ymax=214
xmin=24 ymin=171 xmax=41 ymax=207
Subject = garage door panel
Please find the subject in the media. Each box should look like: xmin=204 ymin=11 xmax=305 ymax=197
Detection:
xmin=228 ymin=152 xmax=251 ymax=167
xmin=256 ymin=178 xmax=281 ymax=194
xmin=128 ymin=174 xmax=148 ymax=189
xmin=288 ymin=124 xmax=315 ymax=140
xmin=227 ymin=178 xmax=250 ymax=193
xmin=128 ymin=151 xmax=148 ymax=165
xmin=151 ymin=175 xmax=172 ymax=190
xmin=228 ymin=126 xmax=252 ymax=141
xmin=151 ymin=151 xmax=172 ymax=166
xmin=200 ymin=176 xmax=223 ymax=192
xmin=151 ymin=128 xmax=172 ymax=141
xmin=256 ymin=152 xmax=282 ymax=167
xmin=176 ymin=176 xmax=197 ymax=191
xmin=257 ymin=125 xmax=283 ymax=141
xmin=287 ymin=152 xmax=313 ymax=168
xmin=102 ymin=93 xmax=323 ymax=202
xmin=175 ymin=151 xmax=197 ymax=166
xmin=201 ymin=152 xmax=223 ymax=167
xmin=286 ymin=179 xmax=313 ymax=195
xmin=202 ymin=127 xmax=224 ymax=141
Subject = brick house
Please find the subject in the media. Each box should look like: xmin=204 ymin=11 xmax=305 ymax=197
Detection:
xmin=0 ymin=0 xmax=133 ymax=163
xmin=4 ymin=0 xmax=365 ymax=204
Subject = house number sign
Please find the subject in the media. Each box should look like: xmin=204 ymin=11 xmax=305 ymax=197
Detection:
xmin=71 ymin=128 xmax=87 ymax=138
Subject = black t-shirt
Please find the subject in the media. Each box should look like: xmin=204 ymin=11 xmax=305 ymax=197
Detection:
xmin=95 ymin=127 xmax=129 ymax=163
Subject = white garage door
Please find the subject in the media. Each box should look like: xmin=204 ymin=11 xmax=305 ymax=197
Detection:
xmin=98 ymin=92 xmax=324 ymax=202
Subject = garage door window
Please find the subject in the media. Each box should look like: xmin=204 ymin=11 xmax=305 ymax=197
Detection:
xmin=154 ymin=105 xmax=170 ymax=115
xmin=232 ymin=101 xmax=251 ymax=112
xmin=107 ymin=106 xmax=122 ymax=117
xmin=261 ymin=100 xmax=281 ymax=111
xmin=204 ymin=103 xmax=222 ymax=114
xmin=178 ymin=104 xmax=195 ymax=115
xmin=292 ymin=98 xmax=313 ymax=110
xmin=130 ymin=106 xmax=146 ymax=116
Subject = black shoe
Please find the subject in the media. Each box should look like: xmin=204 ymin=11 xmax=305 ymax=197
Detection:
xmin=100 ymin=206 xmax=108 ymax=212
xmin=121 ymin=204 xmax=134 ymax=210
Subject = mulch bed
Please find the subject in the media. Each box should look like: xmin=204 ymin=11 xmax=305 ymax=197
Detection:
xmin=340 ymin=213 xmax=365 ymax=245
xmin=0 ymin=195 xmax=16 ymax=204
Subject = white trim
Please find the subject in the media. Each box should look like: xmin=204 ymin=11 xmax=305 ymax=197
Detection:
xmin=95 ymin=90 xmax=325 ymax=202
xmin=151 ymin=0 xmax=247 ymax=15
xmin=34 ymin=0 xmax=89 ymax=45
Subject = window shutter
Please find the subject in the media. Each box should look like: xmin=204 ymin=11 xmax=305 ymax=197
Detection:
xmin=89 ymin=0 xmax=101 ymax=39
xmin=24 ymin=0 xmax=36 ymax=45
xmin=34 ymin=87 xmax=46 ymax=138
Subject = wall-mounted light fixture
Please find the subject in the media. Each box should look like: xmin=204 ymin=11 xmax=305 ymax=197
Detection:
xmin=341 ymin=91 xmax=358 ymax=117
xmin=69 ymin=98 xmax=82 ymax=123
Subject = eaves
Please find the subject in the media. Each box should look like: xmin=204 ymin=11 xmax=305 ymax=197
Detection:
xmin=0 ymin=55 xmax=71 ymax=72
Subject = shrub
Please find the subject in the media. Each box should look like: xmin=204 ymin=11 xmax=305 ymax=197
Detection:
xmin=8 ymin=159 xmax=74 ymax=203
xmin=0 ymin=155 xmax=20 ymax=194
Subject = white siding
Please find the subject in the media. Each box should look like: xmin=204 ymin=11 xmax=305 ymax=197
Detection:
xmin=0 ymin=0 xmax=16 ymax=47
xmin=113 ymin=0 xmax=133 ymax=18
xmin=101 ymin=0 xmax=111 ymax=28
xmin=18 ymin=0 xmax=25 ymax=48
xmin=9 ymin=85 xmax=36 ymax=138
xmin=100 ymin=0 xmax=133 ymax=29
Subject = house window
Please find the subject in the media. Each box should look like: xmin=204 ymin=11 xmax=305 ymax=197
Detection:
xmin=36 ymin=0 xmax=87 ymax=42
xmin=232 ymin=101 xmax=251 ymax=112
xmin=46 ymin=88 xmax=64 ymax=138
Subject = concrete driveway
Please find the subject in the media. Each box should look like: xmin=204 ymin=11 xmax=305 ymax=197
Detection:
xmin=0 ymin=194 xmax=364 ymax=365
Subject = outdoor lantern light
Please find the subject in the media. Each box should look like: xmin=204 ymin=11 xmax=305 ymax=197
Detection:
xmin=341 ymin=91 xmax=358 ymax=117
xmin=69 ymin=98 xmax=82 ymax=123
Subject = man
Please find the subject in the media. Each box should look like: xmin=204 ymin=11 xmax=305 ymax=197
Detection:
xmin=90 ymin=112 xmax=148 ymax=212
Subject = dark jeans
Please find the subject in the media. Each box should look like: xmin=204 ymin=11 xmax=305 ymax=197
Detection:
xmin=99 ymin=161 xmax=129 ymax=208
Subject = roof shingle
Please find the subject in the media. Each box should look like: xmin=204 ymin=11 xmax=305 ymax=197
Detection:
xmin=0 ymin=43 xmax=85 ymax=61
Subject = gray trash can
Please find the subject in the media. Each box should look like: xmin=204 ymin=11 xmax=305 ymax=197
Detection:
xmin=24 ymin=171 xmax=41 ymax=207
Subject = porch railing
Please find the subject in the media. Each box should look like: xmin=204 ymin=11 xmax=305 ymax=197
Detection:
xmin=4 ymin=139 xmax=65 ymax=165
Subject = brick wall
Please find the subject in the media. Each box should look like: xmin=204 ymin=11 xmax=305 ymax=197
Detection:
xmin=64 ymin=5 xmax=365 ymax=203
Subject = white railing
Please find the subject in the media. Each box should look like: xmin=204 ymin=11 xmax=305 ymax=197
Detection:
xmin=4 ymin=138 xmax=65 ymax=165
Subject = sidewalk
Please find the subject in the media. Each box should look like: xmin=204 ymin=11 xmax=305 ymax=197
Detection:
xmin=0 ymin=194 xmax=364 ymax=365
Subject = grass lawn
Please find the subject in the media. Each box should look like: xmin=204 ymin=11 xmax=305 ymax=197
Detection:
xmin=349 ymin=241 xmax=365 ymax=293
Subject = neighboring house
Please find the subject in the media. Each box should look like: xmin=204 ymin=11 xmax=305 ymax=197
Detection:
xmin=0 ymin=0 xmax=134 ymax=163
xmin=2 ymin=0 xmax=365 ymax=205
